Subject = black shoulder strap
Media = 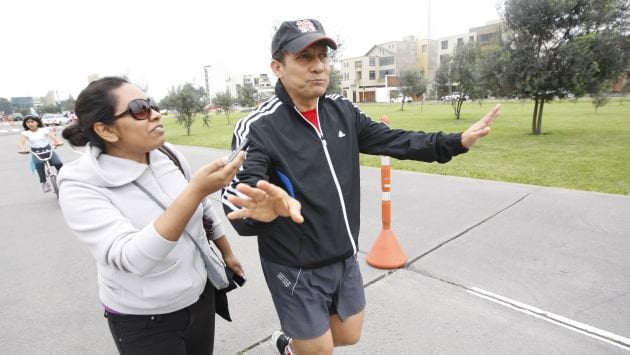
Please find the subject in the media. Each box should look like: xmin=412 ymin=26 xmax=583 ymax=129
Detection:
xmin=158 ymin=144 xmax=185 ymax=176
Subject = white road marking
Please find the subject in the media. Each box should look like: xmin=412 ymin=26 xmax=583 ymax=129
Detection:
xmin=468 ymin=287 xmax=630 ymax=351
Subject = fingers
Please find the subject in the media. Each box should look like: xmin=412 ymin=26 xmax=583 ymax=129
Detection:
xmin=255 ymin=180 xmax=287 ymax=198
xmin=226 ymin=259 xmax=245 ymax=277
xmin=201 ymin=157 xmax=227 ymax=174
xmin=481 ymin=104 xmax=501 ymax=125
xmin=287 ymin=199 xmax=304 ymax=224
xmin=235 ymin=182 xmax=270 ymax=202
xmin=223 ymin=151 xmax=245 ymax=170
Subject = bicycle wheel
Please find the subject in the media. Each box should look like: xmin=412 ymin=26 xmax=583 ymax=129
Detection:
xmin=50 ymin=175 xmax=59 ymax=198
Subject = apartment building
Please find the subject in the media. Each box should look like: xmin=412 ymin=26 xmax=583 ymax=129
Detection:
xmin=341 ymin=36 xmax=423 ymax=103
xmin=340 ymin=20 xmax=504 ymax=103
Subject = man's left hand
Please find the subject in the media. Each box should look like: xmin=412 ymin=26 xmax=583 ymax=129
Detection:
xmin=461 ymin=104 xmax=501 ymax=149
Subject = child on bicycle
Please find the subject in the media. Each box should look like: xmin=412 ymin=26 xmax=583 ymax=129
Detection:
xmin=17 ymin=114 xmax=64 ymax=192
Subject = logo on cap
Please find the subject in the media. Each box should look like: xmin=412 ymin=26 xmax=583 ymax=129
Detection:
xmin=296 ymin=19 xmax=316 ymax=33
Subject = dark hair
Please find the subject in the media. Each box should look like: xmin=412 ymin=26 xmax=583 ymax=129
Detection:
xmin=22 ymin=115 xmax=43 ymax=130
xmin=63 ymin=76 xmax=129 ymax=150
xmin=272 ymin=50 xmax=287 ymax=63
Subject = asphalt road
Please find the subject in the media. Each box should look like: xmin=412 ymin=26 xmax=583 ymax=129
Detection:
xmin=1 ymin=129 xmax=628 ymax=354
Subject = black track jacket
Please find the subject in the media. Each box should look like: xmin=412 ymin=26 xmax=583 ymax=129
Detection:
xmin=222 ymin=81 xmax=468 ymax=268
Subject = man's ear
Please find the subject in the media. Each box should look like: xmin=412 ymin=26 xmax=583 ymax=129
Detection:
xmin=270 ymin=60 xmax=282 ymax=79
xmin=93 ymin=122 xmax=119 ymax=143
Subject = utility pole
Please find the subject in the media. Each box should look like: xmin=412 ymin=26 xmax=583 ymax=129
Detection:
xmin=203 ymin=65 xmax=212 ymax=104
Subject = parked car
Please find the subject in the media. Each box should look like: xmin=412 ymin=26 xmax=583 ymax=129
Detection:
xmin=11 ymin=113 xmax=24 ymax=121
xmin=41 ymin=113 xmax=69 ymax=126
xmin=441 ymin=92 xmax=470 ymax=101
xmin=391 ymin=97 xmax=413 ymax=103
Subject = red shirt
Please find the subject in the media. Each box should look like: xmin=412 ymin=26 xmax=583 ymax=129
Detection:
xmin=301 ymin=109 xmax=320 ymax=133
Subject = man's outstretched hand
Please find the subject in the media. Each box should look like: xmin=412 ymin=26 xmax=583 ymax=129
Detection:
xmin=461 ymin=104 xmax=501 ymax=149
xmin=227 ymin=180 xmax=304 ymax=224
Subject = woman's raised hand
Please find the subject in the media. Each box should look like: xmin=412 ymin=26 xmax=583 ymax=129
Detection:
xmin=190 ymin=151 xmax=245 ymax=196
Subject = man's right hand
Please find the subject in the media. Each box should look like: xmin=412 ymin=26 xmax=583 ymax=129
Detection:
xmin=227 ymin=180 xmax=304 ymax=224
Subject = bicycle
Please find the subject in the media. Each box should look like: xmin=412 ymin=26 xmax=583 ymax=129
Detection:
xmin=18 ymin=145 xmax=62 ymax=198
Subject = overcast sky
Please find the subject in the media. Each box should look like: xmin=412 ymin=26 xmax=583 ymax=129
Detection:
xmin=2 ymin=0 xmax=503 ymax=101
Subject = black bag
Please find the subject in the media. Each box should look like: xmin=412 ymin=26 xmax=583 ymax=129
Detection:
xmin=159 ymin=144 xmax=239 ymax=322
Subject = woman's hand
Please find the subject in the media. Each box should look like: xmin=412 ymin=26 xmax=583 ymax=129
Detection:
xmin=190 ymin=152 xmax=245 ymax=197
xmin=227 ymin=180 xmax=304 ymax=224
xmin=223 ymin=253 xmax=245 ymax=278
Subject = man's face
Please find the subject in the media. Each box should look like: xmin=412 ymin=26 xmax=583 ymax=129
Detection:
xmin=272 ymin=43 xmax=331 ymax=106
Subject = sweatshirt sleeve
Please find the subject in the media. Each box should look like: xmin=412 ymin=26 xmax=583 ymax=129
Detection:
xmin=201 ymin=198 xmax=226 ymax=240
xmin=164 ymin=143 xmax=227 ymax=240
xmin=59 ymin=181 xmax=177 ymax=276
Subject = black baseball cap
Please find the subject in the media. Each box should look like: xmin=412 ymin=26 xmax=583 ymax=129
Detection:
xmin=271 ymin=19 xmax=337 ymax=57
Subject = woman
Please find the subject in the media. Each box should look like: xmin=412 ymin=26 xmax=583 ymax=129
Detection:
xmin=17 ymin=114 xmax=64 ymax=192
xmin=58 ymin=76 xmax=245 ymax=354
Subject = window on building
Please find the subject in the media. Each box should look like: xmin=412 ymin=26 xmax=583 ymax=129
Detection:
xmin=354 ymin=60 xmax=362 ymax=68
xmin=379 ymin=69 xmax=395 ymax=79
xmin=422 ymin=44 xmax=427 ymax=53
xmin=441 ymin=40 xmax=448 ymax=50
xmin=369 ymin=57 xmax=375 ymax=66
xmin=469 ymin=35 xmax=474 ymax=42
xmin=480 ymin=33 xmax=493 ymax=42
xmin=356 ymin=71 xmax=362 ymax=80
xmin=369 ymin=71 xmax=376 ymax=80
xmin=457 ymin=38 xmax=464 ymax=46
xmin=379 ymin=56 xmax=394 ymax=66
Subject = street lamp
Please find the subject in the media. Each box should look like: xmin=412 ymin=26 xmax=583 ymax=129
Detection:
xmin=203 ymin=65 xmax=211 ymax=103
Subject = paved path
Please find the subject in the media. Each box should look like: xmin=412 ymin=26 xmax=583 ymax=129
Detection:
xmin=1 ymin=137 xmax=628 ymax=354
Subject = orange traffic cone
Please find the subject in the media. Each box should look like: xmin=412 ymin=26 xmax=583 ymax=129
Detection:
xmin=366 ymin=116 xmax=407 ymax=269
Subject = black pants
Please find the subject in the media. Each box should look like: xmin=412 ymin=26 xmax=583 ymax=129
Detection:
xmin=104 ymin=282 xmax=216 ymax=355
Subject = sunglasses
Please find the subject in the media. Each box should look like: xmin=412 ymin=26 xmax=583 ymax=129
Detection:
xmin=113 ymin=98 xmax=160 ymax=120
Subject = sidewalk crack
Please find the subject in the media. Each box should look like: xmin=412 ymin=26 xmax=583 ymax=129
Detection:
xmin=405 ymin=189 xmax=540 ymax=267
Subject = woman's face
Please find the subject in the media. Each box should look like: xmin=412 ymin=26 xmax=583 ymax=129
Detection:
xmin=108 ymin=83 xmax=164 ymax=158
xmin=25 ymin=119 xmax=39 ymax=131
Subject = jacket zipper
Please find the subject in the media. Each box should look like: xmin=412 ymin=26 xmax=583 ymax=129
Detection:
xmin=293 ymin=101 xmax=358 ymax=256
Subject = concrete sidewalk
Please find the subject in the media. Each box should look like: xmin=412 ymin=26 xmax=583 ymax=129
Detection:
xmin=2 ymin=141 xmax=628 ymax=354
xmin=176 ymin=146 xmax=630 ymax=354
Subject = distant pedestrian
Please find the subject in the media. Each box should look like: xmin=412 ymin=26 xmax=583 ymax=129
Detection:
xmin=222 ymin=18 xmax=501 ymax=355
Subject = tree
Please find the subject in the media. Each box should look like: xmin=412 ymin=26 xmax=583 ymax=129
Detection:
xmin=0 ymin=98 xmax=12 ymax=114
xmin=39 ymin=104 xmax=60 ymax=114
xmin=160 ymin=83 xmax=209 ymax=136
xmin=60 ymin=95 xmax=76 ymax=112
xmin=327 ymin=34 xmax=344 ymax=95
xmin=398 ymin=70 xmax=426 ymax=111
xmin=328 ymin=69 xmax=342 ymax=95
xmin=237 ymin=84 xmax=257 ymax=107
xmin=435 ymin=57 xmax=452 ymax=99
xmin=213 ymin=90 xmax=236 ymax=125
xmin=448 ymin=43 xmax=483 ymax=119
xmin=502 ymin=0 xmax=630 ymax=134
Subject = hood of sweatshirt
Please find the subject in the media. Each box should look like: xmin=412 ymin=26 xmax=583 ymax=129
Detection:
xmin=58 ymin=144 xmax=164 ymax=188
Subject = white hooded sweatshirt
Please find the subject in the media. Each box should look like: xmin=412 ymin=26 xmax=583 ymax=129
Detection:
xmin=58 ymin=143 xmax=226 ymax=315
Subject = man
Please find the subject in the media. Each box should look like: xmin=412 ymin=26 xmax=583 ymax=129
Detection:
xmin=222 ymin=18 xmax=501 ymax=355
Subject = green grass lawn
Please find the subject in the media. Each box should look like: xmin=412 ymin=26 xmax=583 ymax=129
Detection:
xmin=164 ymin=99 xmax=630 ymax=195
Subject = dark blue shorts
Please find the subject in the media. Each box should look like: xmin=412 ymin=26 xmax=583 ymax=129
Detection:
xmin=261 ymin=255 xmax=366 ymax=339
